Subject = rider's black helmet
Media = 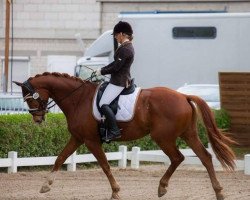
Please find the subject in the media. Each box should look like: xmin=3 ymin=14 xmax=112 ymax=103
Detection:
xmin=112 ymin=21 xmax=133 ymax=36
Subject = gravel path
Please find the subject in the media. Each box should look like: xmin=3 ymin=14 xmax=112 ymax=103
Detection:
xmin=0 ymin=164 xmax=249 ymax=200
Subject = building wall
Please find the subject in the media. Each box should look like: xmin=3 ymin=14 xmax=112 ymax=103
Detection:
xmin=1 ymin=0 xmax=101 ymax=39
xmin=0 ymin=0 xmax=100 ymax=87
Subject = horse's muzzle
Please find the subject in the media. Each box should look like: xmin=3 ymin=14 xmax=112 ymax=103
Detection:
xmin=33 ymin=115 xmax=45 ymax=124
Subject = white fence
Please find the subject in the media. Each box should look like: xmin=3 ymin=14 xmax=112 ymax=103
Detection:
xmin=0 ymin=94 xmax=61 ymax=114
xmin=0 ymin=145 xmax=249 ymax=175
xmin=0 ymin=95 xmax=28 ymax=114
xmin=0 ymin=146 xmax=127 ymax=173
xmin=128 ymin=146 xmax=245 ymax=172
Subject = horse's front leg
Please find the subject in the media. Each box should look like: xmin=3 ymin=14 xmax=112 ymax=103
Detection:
xmin=85 ymin=140 xmax=121 ymax=200
xmin=40 ymin=136 xmax=81 ymax=193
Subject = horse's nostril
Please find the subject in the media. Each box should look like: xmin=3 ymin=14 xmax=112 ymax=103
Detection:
xmin=36 ymin=120 xmax=42 ymax=124
xmin=33 ymin=117 xmax=43 ymax=124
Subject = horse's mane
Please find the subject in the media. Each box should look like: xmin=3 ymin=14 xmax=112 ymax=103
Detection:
xmin=28 ymin=72 xmax=85 ymax=83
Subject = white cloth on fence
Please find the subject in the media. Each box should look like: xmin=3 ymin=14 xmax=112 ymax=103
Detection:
xmin=92 ymin=86 xmax=141 ymax=122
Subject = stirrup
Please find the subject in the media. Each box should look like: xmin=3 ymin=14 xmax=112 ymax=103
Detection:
xmin=102 ymin=130 xmax=121 ymax=142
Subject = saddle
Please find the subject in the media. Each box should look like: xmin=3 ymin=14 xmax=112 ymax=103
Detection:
xmin=96 ymin=79 xmax=136 ymax=143
xmin=96 ymin=79 xmax=136 ymax=115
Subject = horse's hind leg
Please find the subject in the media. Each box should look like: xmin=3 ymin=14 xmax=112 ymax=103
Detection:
xmin=183 ymin=131 xmax=224 ymax=200
xmin=154 ymin=139 xmax=185 ymax=197
xmin=40 ymin=136 xmax=81 ymax=193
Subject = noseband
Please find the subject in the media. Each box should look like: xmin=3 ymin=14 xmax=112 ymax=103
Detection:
xmin=22 ymin=80 xmax=48 ymax=115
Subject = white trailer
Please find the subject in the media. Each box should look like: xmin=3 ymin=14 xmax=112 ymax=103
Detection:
xmin=76 ymin=12 xmax=250 ymax=89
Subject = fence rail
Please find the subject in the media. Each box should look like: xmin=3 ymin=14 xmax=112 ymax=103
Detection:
xmin=0 ymin=145 xmax=248 ymax=175
xmin=0 ymin=146 xmax=127 ymax=173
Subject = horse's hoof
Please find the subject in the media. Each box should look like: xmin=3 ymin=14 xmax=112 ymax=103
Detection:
xmin=110 ymin=197 xmax=120 ymax=200
xmin=158 ymin=185 xmax=167 ymax=197
xmin=110 ymin=193 xmax=121 ymax=200
xmin=216 ymin=193 xmax=224 ymax=200
xmin=48 ymin=178 xmax=54 ymax=185
xmin=40 ymin=184 xmax=51 ymax=193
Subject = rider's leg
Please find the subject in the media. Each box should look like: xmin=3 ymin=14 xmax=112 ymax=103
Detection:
xmin=99 ymin=83 xmax=124 ymax=106
xmin=100 ymin=104 xmax=121 ymax=140
xmin=99 ymin=83 xmax=124 ymax=140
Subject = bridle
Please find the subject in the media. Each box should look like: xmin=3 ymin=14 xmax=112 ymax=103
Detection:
xmin=22 ymin=80 xmax=49 ymax=115
xmin=22 ymin=79 xmax=86 ymax=115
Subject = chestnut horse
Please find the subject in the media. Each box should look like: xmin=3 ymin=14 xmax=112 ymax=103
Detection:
xmin=14 ymin=72 xmax=235 ymax=200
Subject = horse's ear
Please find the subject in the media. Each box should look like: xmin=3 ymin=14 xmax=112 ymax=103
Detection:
xmin=13 ymin=81 xmax=23 ymax=87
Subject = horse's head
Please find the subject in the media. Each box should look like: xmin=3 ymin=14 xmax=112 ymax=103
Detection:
xmin=13 ymin=80 xmax=49 ymax=124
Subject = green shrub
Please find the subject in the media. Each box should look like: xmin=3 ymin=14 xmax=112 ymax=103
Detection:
xmin=0 ymin=113 xmax=69 ymax=158
xmin=0 ymin=109 xmax=230 ymax=158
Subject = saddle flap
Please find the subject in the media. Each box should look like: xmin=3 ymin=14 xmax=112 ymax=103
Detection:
xmin=93 ymin=84 xmax=141 ymax=122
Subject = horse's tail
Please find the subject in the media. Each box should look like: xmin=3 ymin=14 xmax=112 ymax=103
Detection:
xmin=187 ymin=95 xmax=236 ymax=171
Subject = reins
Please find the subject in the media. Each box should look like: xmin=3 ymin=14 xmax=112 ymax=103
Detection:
xmin=22 ymin=69 xmax=106 ymax=114
xmin=47 ymin=72 xmax=101 ymax=110
xmin=46 ymin=81 xmax=86 ymax=110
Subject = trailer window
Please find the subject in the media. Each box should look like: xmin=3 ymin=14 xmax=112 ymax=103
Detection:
xmin=173 ymin=27 xmax=216 ymax=39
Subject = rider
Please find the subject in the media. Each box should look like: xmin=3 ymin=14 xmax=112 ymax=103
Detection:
xmin=95 ymin=21 xmax=135 ymax=141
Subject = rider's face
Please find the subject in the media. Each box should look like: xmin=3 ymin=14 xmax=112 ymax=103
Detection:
xmin=114 ymin=32 xmax=123 ymax=44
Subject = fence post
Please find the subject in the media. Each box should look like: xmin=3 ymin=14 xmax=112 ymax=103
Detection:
xmin=244 ymin=154 xmax=250 ymax=175
xmin=67 ymin=151 xmax=76 ymax=172
xmin=131 ymin=147 xmax=140 ymax=169
xmin=118 ymin=145 xmax=127 ymax=169
xmin=8 ymin=151 xmax=17 ymax=173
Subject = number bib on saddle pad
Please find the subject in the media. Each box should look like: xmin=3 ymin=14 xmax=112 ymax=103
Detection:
xmin=92 ymin=83 xmax=141 ymax=122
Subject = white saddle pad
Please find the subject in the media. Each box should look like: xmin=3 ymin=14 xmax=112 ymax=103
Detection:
xmin=92 ymin=86 xmax=141 ymax=122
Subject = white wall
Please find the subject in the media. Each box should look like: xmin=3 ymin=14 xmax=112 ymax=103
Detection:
xmin=121 ymin=13 xmax=250 ymax=89
xmin=47 ymin=55 xmax=76 ymax=76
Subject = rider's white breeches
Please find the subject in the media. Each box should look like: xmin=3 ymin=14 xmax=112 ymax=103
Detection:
xmin=99 ymin=83 xmax=124 ymax=107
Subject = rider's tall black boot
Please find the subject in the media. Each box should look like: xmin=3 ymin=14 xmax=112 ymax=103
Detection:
xmin=100 ymin=104 xmax=121 ymax=141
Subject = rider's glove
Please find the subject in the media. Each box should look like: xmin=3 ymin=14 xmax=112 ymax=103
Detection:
xmin=95 ymin=68 xmax=101 ymax=76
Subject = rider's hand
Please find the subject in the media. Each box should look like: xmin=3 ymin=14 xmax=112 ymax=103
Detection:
xmin=95 ymin=68 xmax=101 ymax=76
